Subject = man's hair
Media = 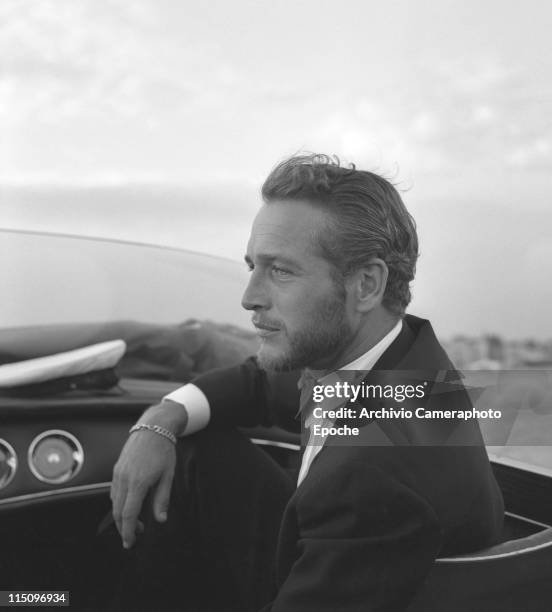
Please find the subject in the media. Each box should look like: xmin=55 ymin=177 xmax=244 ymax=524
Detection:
xmin=261 ymin=153 xmax=419 ymax=316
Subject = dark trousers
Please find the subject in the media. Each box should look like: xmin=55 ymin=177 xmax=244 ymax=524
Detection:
xmin=113 ymin=429 xmax=295 ymax=612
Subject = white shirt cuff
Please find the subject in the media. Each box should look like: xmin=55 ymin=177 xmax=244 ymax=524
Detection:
xmin=162 ymin=383 xmax=211 ymax=435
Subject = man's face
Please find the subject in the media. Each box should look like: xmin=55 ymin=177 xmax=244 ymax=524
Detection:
xmin=242 ymin=199 xmax=353 ymax=371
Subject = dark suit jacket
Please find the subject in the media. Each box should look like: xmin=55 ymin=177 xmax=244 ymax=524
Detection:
xmin=193 ymin=315 xmax=504 ymax=611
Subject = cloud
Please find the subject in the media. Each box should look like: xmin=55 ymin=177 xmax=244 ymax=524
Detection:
xmin=2 ymin=1 xmax=551 ymax=188
xmin=506 ymin=138 xmax=551 ymax=168
xmin=0 ymin=0 xmax=236 ymax=123
xmin=307 ymin=54 xmax=552 ymax=183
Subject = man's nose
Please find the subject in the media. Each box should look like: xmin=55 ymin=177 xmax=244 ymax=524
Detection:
xmin=241 ymin=270 xmax=270 ymax=311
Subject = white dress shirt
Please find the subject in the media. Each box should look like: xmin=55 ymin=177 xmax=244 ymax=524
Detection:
xmin=296 ymin=319 xmax=402 ymax=485
xmin=163 ymin=319 xmax=403 ymax=486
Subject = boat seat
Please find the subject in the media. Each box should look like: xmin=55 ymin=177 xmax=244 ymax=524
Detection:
xmin=407 ymin=526 xmax=552 ymax=611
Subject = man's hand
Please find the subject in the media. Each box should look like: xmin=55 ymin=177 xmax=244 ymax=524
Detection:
xmin=111 ymin=400 xmax=188 ymax=549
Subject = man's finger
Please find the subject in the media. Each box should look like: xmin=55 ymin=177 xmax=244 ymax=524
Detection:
xmin=111 ymin=474 xmax=128 ymax=539
xmin=121 ymin=489 xmax=146 ymax=549
xmin=152 ymin=467 xmax=174 ymax=522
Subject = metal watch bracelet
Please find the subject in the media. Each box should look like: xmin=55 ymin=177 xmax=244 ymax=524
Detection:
xmin=129 ymin=423 xmax=177 ymax=445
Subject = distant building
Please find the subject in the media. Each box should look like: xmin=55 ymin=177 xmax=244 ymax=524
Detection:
xmin=444 ymin=336 xmax=488 ymax=369
xmin=485 ymin=335 xmax=505 ymax=362
xmin=442 ymin=333 xmax=552 ymax=370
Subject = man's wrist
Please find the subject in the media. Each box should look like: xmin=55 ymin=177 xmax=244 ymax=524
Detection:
xmin=129 ymin=423 xmax=177 ymax=445
xmin=140 ymin=399 xmax=189 ymax=437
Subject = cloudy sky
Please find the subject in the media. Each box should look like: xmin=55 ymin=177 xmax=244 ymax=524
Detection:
xmin=1 ymin=0 xmax=551 ymax=338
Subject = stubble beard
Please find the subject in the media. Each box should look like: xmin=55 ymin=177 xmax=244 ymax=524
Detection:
xmin=256 ymin=290 xmax=353 ymax=372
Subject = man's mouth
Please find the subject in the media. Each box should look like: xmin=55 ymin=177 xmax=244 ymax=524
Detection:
xmin=252 ymin=320 xmax=280 ymax=337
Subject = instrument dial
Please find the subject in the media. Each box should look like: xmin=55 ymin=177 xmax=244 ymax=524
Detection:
xmin=28 ymin=430 xmax=84 ymax=484
xmin=0 ymin=439 xmax=17 ymax=490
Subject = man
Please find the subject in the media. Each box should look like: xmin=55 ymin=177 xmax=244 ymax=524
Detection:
xmin=111 ymin=154 xmax=503 ymax=611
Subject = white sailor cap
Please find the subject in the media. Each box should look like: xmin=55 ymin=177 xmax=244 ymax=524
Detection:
xmin=0 ymin=339 xmax=126 ymax=390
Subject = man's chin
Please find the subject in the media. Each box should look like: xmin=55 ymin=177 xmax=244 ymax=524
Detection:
xmin=256 ymin=344 xmax=295 ymax=372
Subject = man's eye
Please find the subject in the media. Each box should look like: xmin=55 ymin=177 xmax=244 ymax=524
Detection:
xmin=271 ymin=266 xmax=291 ymax=277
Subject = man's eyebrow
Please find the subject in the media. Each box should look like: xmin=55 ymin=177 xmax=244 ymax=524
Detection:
xmin=244 ymin=253 xmax=303 ymax=269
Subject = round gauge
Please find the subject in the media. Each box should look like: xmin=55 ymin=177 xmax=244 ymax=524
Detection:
xmin=0 ymin=439 xmax=17 ymax=490
xmin=28 ymin=430 xmax=84 ymax=484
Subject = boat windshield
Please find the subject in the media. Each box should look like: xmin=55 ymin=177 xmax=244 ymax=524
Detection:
xmin=1 ymin=230 xmax=250 ymax=330
xmin=0 ymin=230 xmax=258 ymax=377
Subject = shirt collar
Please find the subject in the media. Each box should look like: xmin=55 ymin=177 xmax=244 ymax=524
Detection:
xmin=339 ymin=318 xmax=403 ymax=372
xmin=295 ymin=319 xmax=403 ymax=418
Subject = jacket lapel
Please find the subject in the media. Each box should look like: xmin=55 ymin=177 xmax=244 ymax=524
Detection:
xmin=333 ymin=315 xmax=461 ymax=445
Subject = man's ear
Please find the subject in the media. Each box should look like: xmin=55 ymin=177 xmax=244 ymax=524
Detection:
xmin=348 ymin=258 xmax=389 ymax=313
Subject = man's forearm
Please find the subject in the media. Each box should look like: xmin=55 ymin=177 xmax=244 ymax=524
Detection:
xmin=138 ymin=357 xmax=294 ymax=439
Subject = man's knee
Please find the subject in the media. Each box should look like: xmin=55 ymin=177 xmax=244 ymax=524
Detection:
xmin=173 ymin=428 xmax=253 ymax=475
xmin=172 ymin=428 xmax=292 ymax=511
